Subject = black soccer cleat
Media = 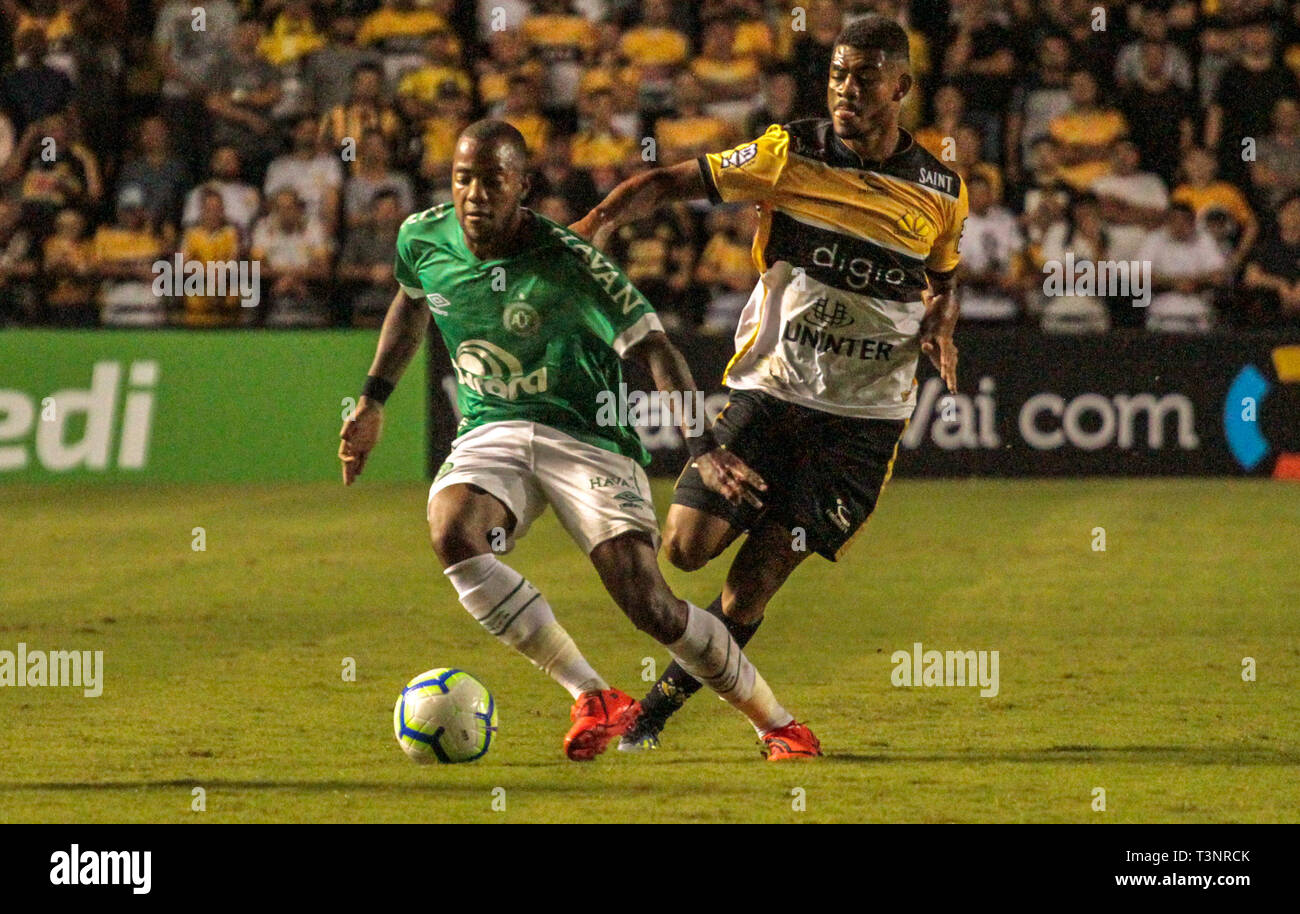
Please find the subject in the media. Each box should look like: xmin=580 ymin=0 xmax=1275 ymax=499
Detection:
xmin=617 ymin=711 xmax=664 ymax=752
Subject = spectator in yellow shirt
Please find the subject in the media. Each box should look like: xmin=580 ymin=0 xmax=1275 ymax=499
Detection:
xmin=419 ymin=82 xmax=472 ymax=194
xmin=476 ymin=29 xmax=544 ymax=109
xmin=93 ymin=185 xmax=166 ymax=327
xmin=690 ymin=18 xmax=761 ymax=108
xmin=495 ymin=73 xmax=551 ymax=155
xmin=608 ymin=206 xmax=698 ymax=327
xmin=41 ymin=207 xmax=96 ymax=326
xmin=697 ymin=217 xmax=757 ymax=293
xmin=258 ymin=0 xmax=326 ymax=66
xmin=656 ymin=73 xmax=736 ymax=165
xmin=619 ymin=0 xmax=689 ymax=69
xmin=729 ymin=0 xmax=777 ymax=65
xmin=572 ymin=89 xmax=637 ymax=170
xmin=7 ymin=0 xmax=75 ymax=45
xmin=396 ymin=32 xmax=473 ymax=123
xmin=357 ymin=0 xmax=452 ymax=82
xmin=697 ymin=207 xmax=759 ymax=334
xmin=1173 ymin=147 xmax=1258 ymax=269
xmin=1049 ymin=69 xmax=1129 ymax=190
xmin=179 ymin=188 xmax=243 ymax=328
xmin=319 ymin=63 xmax=403 ymax=167
xmin=521 ymin=0 xmax=597 ymax=109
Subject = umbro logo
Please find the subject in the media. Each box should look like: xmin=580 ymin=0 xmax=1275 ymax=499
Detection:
xmin=427 ymin=293 xmax=450 ymax=315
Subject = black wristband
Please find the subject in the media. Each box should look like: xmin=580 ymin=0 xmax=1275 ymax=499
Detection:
xmin=361 ymin=375 xmax=395 ymax=405
xmin=685 ymin=426 xmax=718 ymax=459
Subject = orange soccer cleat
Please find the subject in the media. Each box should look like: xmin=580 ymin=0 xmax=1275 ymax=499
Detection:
xmin=762 ymin=720 xmax=823 ymax=761
xmin=563 ymin=688 xmax=641 ymax=761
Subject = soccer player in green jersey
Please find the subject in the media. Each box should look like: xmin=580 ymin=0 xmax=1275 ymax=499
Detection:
xmin=338 ymin=120 xmax=820 ymax=761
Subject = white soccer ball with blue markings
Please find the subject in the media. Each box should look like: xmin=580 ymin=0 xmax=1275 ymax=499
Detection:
xmin=394 ymin=668 xmax=498 ymax=763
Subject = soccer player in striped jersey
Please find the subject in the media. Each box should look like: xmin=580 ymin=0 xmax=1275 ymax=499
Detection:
xmin=339 ymin=120 xmax=819 ymax=761
xmin=571 ymin=16 xmax=968 ymax=754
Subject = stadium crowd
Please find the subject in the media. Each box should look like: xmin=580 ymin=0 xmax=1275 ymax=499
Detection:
xmin=2 ymin=0 xmax=1300 ymax=332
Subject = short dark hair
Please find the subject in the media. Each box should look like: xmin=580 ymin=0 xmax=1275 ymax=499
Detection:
xmin=835 ymin=15 xmax=911 ymax=64
xmin=459 ymin=119 xmax=529 ymax=164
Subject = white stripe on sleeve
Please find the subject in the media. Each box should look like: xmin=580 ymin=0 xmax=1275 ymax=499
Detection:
xmin=611 ymin=312 xmax=665 ymax=357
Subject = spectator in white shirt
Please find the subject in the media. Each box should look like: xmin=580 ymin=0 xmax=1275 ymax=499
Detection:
xmin=264 ymin=117 xmax=344 ymax=236
xmin=957 ymin=173 xmax=1025 ymax=321
xmin=1038 ymin=192 xmax=1111 ymax=333
xmin=182 ymin=146 xmax=262 ymax=240
xmin=1114 ymin=6 xmax=1193 ymax=91
xmin=1137 ymin=202 xmax=1228 ymax=332
xmin=1090 ymin=140 xmax=1168 ymax=263
xmin=250 ymin=188 xmax=333 ymax=327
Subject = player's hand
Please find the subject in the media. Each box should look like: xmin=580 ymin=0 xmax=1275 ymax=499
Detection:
xmin=569 ymin=213 xmax=614 ymax=251
xmin=694 ymin=447 xmax=767 ymax=508
xmin=919 ymin=296 xmax=958 ymax=393
xmin=339 ymin=396 xmax=384 ymax=486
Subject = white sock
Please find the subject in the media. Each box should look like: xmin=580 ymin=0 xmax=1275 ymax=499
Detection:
xmin=444 ymin=554 xmax=606 ymax=699
xmin=668 ymin=602 xmax=793 ymax=734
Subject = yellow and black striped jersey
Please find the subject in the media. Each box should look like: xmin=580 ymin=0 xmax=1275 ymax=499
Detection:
xmin=698 ymin=119 xmax=968 ymax=420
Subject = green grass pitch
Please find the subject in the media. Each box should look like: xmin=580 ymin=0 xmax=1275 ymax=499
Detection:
xmin=1 ymin=479 xmax=1297 ymax=823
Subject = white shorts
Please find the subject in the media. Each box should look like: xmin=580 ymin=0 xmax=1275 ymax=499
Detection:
xmin=428 ymin=421 xmax=660 ymax=554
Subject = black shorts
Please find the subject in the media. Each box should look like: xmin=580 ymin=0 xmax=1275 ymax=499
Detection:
xmin=673 ymin=389 xmax=906 ymax=561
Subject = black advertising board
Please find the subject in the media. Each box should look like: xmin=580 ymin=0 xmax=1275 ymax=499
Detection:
xmin=428 ymin=328 xmax=1300 ymax=479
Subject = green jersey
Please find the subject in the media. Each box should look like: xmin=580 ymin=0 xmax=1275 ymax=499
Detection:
xmin=394 ymin=204 xmax=662 ymax=465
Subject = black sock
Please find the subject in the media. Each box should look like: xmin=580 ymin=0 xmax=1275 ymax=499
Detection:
xmin=638 ymin=595 xmax=763 ymax=727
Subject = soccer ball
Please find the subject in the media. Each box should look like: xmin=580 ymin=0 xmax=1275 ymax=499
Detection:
xmin=393 ymin=668 xmax=498 ymax=764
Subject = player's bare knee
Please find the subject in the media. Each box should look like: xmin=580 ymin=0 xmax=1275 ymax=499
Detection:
xmin=662 ymin=528 xmax=711 ymax=572
xmin=723 ymin=593 xmax=766 ymax=626
xmin=429 ymin=518 xmax=488 ymax=567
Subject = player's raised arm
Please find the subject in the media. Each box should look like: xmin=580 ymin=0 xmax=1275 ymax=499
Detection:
xmin=339 ymin=289 xmax=430 ymax=485
xmin=573 ymin=124 xmax=790 ymax=251
xmin=570 ymin=160 xmax=706 ymax=250
xmin=624 ymin=331 xmax=766 ymax=507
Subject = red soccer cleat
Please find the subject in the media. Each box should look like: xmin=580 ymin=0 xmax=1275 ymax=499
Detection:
xmin=762 ymin=720 xmax=822 ymax=761
xmin=563 ymin=688 xmax=641 ymax=761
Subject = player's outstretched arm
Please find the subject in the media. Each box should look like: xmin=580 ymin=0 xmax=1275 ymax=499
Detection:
xmin=570 ymin=160 xmax=706 ymax=250
xmin=919 ymin=269 xmax=959 ymax=394
xmin=339 ymin=290 xmax=430 ymax=485
xmin=624 ymin=331 xmax=766 ymax=506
